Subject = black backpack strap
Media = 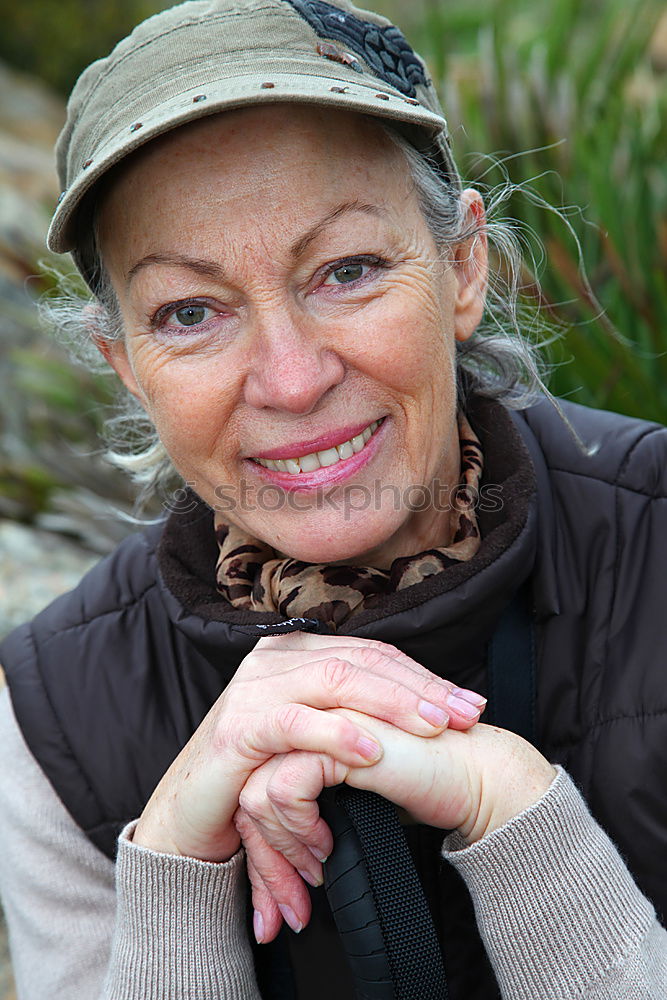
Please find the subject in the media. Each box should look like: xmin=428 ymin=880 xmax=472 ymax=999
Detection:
xmin=486 ymin=583 xmax=536 ymax=744
xmin=320 ymin=786 xmax=448 ymax=1000
xmin=321 ymin=585 xmax=536 ymax=999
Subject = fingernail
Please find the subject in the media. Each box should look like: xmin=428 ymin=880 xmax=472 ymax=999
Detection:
xmin=418 ymin=700 xmax=449 ymax=727
xmin=308 ymin=845 xmax=329 ymax=863
xmin=453 ymin=687 xmax=488 ymax=708
xmin=447 ymin=694 xmax=482 ymax=719
xmin=298 ymin=867 xmax=323 ymax=887
xmin=278 ymin=904 xmax=303 ymax=933
xmin=355 ymin=735 xmax=383 ymax=761
xmin=253 ymin=909 xmax=265 ymax=943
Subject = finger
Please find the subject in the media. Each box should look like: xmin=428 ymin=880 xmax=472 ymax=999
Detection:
xmin=266 ymin=752 xmax=339 ymax=861
xmin=240 ymin=765 xmax=327 ymax=880
xmin=236 ymin=700 xmax=386 ymax=767
xmin=236 ymin=810 xmax=312 ymax=937
xmin=286 ymin=654 xmax=487 ymax=734
xmin=238 ymin=653 xmax=450 ymax=736
xmin=241 ymin=753 xmax=336 ymax=865
xmin=271 ymin=641 xmax=485 ymax=729
xmin=446 ymin=688 xmax=488 ymax=729
xmin=255 ymin=635 xmax=443 ymax=688
xmin=245 ymin=853 xmax=283 ymax=943
xmin=244 ymin=638 xmax=486 ymax=733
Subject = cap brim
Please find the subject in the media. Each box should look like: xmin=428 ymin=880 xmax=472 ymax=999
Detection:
xmin=48 ymin=71 xmax=448 ymax=255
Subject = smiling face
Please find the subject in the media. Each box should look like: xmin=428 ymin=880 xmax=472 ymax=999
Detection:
xmin=96 ymin=105 xmax=487 ymax=566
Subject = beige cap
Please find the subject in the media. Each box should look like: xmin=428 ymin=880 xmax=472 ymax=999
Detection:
xmin=49 ymin=0 xmax=460 ymax=286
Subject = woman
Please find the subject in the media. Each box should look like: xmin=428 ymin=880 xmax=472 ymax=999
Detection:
xmin=0 ymin=0 xmax=665 ymax=998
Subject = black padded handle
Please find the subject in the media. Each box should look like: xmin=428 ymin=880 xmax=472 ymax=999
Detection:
xmin=320 ymin=786 xmax=448 ymax=1000
xmin=320 ymin=789 xmax=395 ymax=999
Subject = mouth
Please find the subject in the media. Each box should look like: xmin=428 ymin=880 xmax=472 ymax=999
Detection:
xmin=245 ymin=416 xmax=388 ymax=492
xmin=250 ymin=418 xmax=385 ymax=476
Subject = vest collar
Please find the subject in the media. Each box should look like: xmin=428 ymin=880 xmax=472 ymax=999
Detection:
xmin=156 ymin=394 xmax=556 ymax=678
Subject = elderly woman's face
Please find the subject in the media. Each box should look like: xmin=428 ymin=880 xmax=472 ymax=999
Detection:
xmin=98 ymin=106 xmax=486 ymax=566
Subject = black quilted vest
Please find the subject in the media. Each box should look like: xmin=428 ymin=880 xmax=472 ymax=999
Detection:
xmin=2 ymin=394 xmax=666 ymax=999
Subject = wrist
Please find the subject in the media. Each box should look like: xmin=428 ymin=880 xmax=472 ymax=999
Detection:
xmin=132 ymin=812 xmax=241 ymax=862
xmin=458 ymin=727 xmax=557 ymax=845
xmin=131 ymin=815 xmax=184 ymax=856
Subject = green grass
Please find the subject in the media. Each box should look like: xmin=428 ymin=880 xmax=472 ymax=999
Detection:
xmin=1 ymin=0 xmax=665 ymax=529
xmin=376 ymin=0 xmax=667 ymax=421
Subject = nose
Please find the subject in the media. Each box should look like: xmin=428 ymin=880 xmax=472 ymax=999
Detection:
xmin=243 ymin=309 xmax=345 ymax=414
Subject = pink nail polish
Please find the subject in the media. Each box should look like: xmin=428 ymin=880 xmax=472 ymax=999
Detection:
xmin=452 ymin=687 xmax=487 ymax=708
xmin=298 ymin=868 xmax=323 ymax=887
xmin=447 ymin=694 xmax=482 ymax=719
xmin=278 ymin=903 xmax=303 ymax=933
xmin=418 ymin=699 xmax=449 ymax=727
xmin=253 ymin=909 xmax=265 ymax=943
xmin=355 ymin=735 xmax=382 ymax=761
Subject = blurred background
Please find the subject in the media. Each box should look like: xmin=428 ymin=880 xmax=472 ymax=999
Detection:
xmin=0 ymin=0 xmax=665 ymax=994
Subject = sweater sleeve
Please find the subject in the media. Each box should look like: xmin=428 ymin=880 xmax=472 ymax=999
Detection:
xmin=0 ymin=685 xmax=261 ymax=1000
xmin=442 ymin=766 xmax=667 ymax=999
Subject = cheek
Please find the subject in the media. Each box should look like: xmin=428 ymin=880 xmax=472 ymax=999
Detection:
xmin=357 ymin=279 xmax=456 ymax=403
xmin=126 ymin=343 xmax=242 ymax=462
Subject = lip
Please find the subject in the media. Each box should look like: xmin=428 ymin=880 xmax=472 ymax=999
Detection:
xmin=250 ymin=420 xmax=378 ymax=461
xmin=244 ymin=416 xmax=388 ymax=492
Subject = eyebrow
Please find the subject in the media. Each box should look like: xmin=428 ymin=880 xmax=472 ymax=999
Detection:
xmin=289 ymin=200 xmax=387 ymax=258
xmin=125 ymin=200 xmax=388 ymax=286
xmin=126 ymin=253 xmax=225 ymax=286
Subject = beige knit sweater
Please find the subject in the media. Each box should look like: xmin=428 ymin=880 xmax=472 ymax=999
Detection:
xmin=0 ymin=686 xmax=664 ymax=1000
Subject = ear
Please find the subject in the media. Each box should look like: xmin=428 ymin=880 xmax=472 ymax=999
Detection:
xmin=452 ymin=189 xmax=488 ymax=343
xmin=85 ymin=305 xmax=146 ymax=404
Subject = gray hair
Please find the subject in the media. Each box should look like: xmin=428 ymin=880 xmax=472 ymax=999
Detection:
xmin=42 ymin=121 xmax=554 ymax=509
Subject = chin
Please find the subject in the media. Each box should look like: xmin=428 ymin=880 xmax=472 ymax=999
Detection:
xmin=261 ymin=513 xmax=404 ymax=567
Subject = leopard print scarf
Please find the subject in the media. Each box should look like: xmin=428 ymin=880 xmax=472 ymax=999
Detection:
xmin=214 ymin=412 xmax=483 ymax=630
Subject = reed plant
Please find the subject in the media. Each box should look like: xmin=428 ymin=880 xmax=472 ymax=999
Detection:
xmin=379 ymin=0 xmax=667 ymax=421
xmin=1 ymin=0 xmax=665 ymax=531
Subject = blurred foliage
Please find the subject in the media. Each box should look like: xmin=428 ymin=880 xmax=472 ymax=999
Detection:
xmin=0 ymin=268 xmax=137 ymax=544
xmin=0 ymin=0 xmax=666 ymax=539
xmin=0 ymin=0 xmax=165 ymax=94
xmin=377 ymin=0 xmax=667 ymax=421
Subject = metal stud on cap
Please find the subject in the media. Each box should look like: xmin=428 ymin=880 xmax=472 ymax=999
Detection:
xmin=47 ymin=0 xmax=461 ymax=273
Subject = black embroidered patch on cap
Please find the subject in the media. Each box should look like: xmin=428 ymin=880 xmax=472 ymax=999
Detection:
xmin=285 ymin=0 xmax=428 ymax=98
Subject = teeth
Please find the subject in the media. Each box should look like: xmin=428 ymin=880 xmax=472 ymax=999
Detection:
xmin=254 ymin=419 xmax=382 ymax=475
xmin=299 ymin=452 xmax=321 ymax=473
xmin=317 ymin=447 xmax=340 ymax=467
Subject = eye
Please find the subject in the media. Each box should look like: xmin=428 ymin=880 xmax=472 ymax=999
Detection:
xmin=151 ymin=298 xmax=221 ymax=336
xmin=171 ymin=304 xmax=214 ymax=327
xmin=323 ymin=261 xmax=369 ymax=285
xmin=320 ymin=256 xmax=389 ymax=289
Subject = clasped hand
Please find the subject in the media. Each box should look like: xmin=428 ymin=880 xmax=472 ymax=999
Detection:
xmin=132 ymin=632 xmax=555 ymax=942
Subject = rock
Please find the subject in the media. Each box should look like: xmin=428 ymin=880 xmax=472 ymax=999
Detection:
xmin=0 ymin=519 xmax=98 ymax=999
xmin=0 ymin=519 xmax=98 ymax=640
xmin=0 ymin=62 xmax=64 ymax=150
xmin=0 ymin=59 xmax=63 ymax=279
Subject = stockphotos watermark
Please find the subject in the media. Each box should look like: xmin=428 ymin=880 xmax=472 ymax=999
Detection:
xmin=162 ymin=479 xmax=504 ymax=520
